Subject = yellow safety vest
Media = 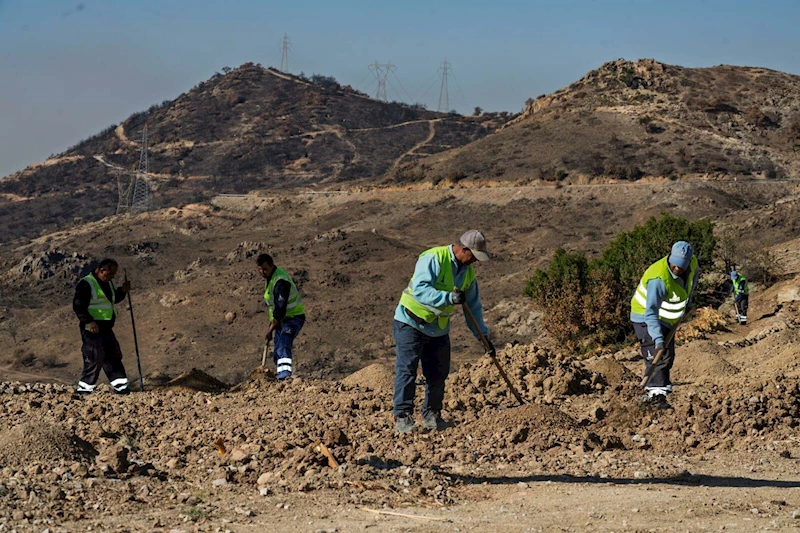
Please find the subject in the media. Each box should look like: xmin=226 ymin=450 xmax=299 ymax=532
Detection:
xmin=264 ymin=267 xmax=305 ymax=321
xmin=399 ymin=246 xmax=476 ymax=329
xmin=82 ymin=274 xmax=116 ymax=323
xmin=630 ymin=255 xmax=698 ymax=326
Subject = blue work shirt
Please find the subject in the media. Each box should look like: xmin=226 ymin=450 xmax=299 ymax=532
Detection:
xmin=394 ymin=245 xmax=489 ymax=339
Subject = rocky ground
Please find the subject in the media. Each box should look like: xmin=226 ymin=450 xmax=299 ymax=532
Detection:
xmin=1 ymin=286 xmax=799 ymax=532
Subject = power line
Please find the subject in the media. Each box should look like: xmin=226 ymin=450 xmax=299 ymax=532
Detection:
xmin=389 ymin=70 xmax=415 ymax=103
xmin=448 ymin=68 xmax=468 ymax=108
xmin=367 ymin=61 xmax=396 ymax=101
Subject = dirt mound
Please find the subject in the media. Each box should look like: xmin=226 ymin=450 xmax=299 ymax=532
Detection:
xmin=673 ymin=351 xmax=739 ymax=383
xmin=447 ymin=343 xmax=599 ymax=409
xmin=341 ymin=363 xmax=394 ymax=391
xmin=166 ymin=368 xmax=229 ymax=392
xmin=586 ymin=357 xmax=636 ymax=387
xmin=0 ymin=421 xmax=97 ymax=467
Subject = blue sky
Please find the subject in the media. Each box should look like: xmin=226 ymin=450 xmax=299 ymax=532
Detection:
xmin=1 ymin=0 xmax=799 ymax=178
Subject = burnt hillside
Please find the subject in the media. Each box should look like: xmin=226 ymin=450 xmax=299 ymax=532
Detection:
xmin=397 ymin=59 xmax=800 ymax=185
xmin=0 ymin=64 xmax=501 ymax=241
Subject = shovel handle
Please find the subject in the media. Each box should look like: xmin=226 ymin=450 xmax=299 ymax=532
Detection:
xmin=261 ymin=338 xmax=270 ymax=367
xmin=461 ymin=301 xmax=525 ymax=406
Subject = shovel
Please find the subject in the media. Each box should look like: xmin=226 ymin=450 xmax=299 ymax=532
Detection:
xmin=461 ymin=301 xmax=525 ymax=406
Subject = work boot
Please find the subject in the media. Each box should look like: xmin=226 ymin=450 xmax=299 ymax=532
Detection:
xmin=639 ymin=393 xmax=672 ymax=411
xmin=395 ymin=415 xmax=416 ymax=434
xmin=276 ymin=370 xmax=292 ymax=381
xmin=423 ymin=411 xmax=447 ymax=431
xmin=113 ymin=388 xmax=131 ymax=396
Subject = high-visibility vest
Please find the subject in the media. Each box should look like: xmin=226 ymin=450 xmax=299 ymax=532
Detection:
xmin=82 ymin=274 xmax=116 ymax=322
xmin=399 ymin=246 xmax=476 ymax=329
xmin=733 ymin=274 xmax=749 ymax=296
xmin=263 ymin=267 xmax=305 ymax=321
xmin=630 ymin=255 xmax=698 ymax=326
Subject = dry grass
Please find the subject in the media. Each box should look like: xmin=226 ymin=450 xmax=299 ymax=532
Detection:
xmin=680 ymin=307 xmax=729 ymax=341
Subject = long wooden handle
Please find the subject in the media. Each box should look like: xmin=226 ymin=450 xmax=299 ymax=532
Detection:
xmin=261 ymin=338 xmax=270 ymax=367
xmin=124 ymin=269 xmax=144 ymax=391
xmin=461 ymin=302 xmax=525 ymax=406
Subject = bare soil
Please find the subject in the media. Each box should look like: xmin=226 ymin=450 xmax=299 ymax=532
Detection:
xmin=1 ymin=178 xmax=799 ymax=531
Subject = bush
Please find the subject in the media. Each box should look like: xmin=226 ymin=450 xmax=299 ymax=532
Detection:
xmin=525 ymin=214 xmax=717 ymax=349
xmin=11 ymin=348 xmax=35 ymax=367
xmin=524 ymin=249 xmax=588 ymax=347
xmin=37 ymin=353 xmax=59 ymax=368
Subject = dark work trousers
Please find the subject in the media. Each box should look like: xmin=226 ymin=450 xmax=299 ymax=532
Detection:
xmin=735 ymin=295 xmax=749 ymax=321
xmin=78 ymin=328 xmax=128 ymax=392
xmin=273 ymin=314 xmax=305 ymax=374
xmin=632 ymin=321 xmax=675 ymax=391
xmin=393 ymin=320 xmax=451 ymax=418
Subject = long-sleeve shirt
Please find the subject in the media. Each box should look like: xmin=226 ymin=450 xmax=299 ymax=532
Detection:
xmin=630 ymin=268 xmax=697 ymax=346
xmin=394 ymin=245 xmax=489 ymax=339
xmin=73 ymin=274 xmax=128 ymax=331
xmin=263 ymin=270 xmax=292 ymax=322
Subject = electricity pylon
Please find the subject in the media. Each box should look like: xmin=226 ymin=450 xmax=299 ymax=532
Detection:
xmin=438 ymin=58 xmax=452 ymax=112
xmin=280 ymin=34 xmax=290 ymax=72
xmin=368 ymin=61 xmax=395 ymax=101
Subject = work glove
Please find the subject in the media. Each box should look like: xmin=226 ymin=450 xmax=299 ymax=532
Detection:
xmin=485 ymin=338 xmax=496 ymax=358
xmin=451 ymin=289 xmax=465 ymax=305
xmin=654 ymin=341 xmax=665 ymax=353
xmin=120 ymin=280 xmax=132 ymax=293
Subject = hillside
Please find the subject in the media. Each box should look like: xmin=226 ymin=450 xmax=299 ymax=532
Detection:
xmin=0 ymin=63 xmax=501 ymax=241
xmin=1 ymin=179 xmax=799 ymax=386
xmin=395 ymin=59 xmax=800 ymax=185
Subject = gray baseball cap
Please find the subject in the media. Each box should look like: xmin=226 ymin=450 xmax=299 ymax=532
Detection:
xmin=460 ymin=230 xmax=490 ymax=261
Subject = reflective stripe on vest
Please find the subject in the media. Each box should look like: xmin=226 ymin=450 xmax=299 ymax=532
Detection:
xmin=82 ymin=274 xmax=115 ymax=322
xmin=398 ymin=246 xmax=476 ymax=329
xmin=263 ymin=267 xmax=305 ymax=321
xmin=733 ymin=275 xmax=749 ymax=296
xmin=630 ymin=255 xmax=698 ymax=326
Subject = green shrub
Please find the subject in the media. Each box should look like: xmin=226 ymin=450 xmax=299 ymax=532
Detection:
xmin=525 ymin=214 xmax=717 ymax=349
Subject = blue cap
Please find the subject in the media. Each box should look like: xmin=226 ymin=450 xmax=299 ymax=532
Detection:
xmin=668 ymin=241 xmax=693 ymax=270
xmin=730 ymin=270 xmax=738 ymax=280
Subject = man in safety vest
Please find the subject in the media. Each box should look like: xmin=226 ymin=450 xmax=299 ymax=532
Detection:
xmin=257 ymin=253 xmax=306 ymax=380
xmin=73 ymin=258 xmax=132 ymax=395
xmin=630 ymin=241 xmax=699 ymax=410
xmin=730 ymin=270 xmax=749 ymax=325
xmin=393 ymin=230 xmax=494 ymax=433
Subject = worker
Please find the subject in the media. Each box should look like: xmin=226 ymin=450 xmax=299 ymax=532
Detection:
xmin=73 ymin=258 xmax=131 ymax=395
xmin=257 ymin=253 xmax=305 ymax=380
xmin=730 ymin=270 xmax=749 ymax=325
xmin=393 ymin=230 xmax=495 ymax=433
xmin=630 ymin=241 xmax=699 ymax=410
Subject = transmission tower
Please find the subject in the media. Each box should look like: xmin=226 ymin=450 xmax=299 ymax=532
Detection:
xmin=117 ymin=124 xmax=154 ymax=215
xmin=280 ymin=34 xmax=290 ymax=72
xmin=438 ymin=58 xmax=452 ymax=112
xmin=130 ymin=124 xmax=154 ymax=214
xmin=368 ymin=61 xmax=395 ymax=101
